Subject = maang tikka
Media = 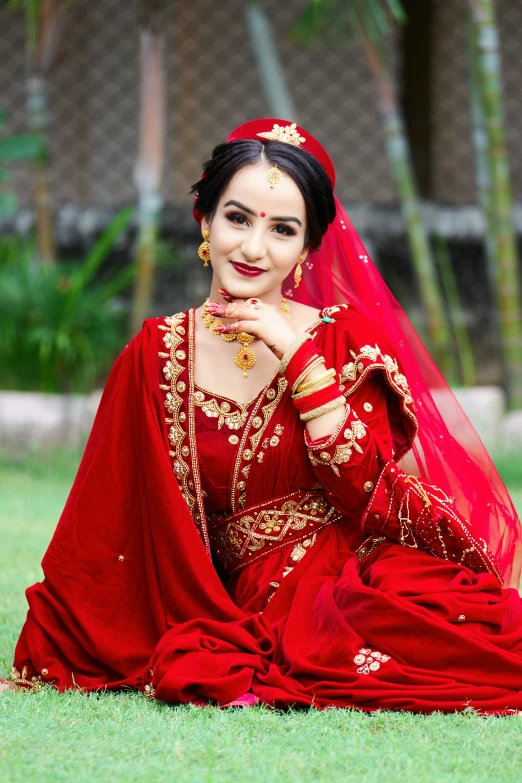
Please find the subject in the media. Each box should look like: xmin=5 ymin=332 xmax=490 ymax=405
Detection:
xmin=266 ymin=165 xmax=283 ymax=188
xmin=198 ymin=229 xmax=211 ymax=266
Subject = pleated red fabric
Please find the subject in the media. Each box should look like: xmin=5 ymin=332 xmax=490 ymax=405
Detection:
xmin=11 ymin=306 xmax=522 ymax=713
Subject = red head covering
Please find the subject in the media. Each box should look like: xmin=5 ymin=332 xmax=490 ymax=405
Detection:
xmin=192 ymin=118 xmax=335 ymax=223
xmin=192 ymin=118 xmax=522 ymax=587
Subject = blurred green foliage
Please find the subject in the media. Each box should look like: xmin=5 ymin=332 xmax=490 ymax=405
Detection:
xmin=0 ymin=110 xmax=47 ymax=215
xmin=0 ymin=206 xmax=135 ymax=392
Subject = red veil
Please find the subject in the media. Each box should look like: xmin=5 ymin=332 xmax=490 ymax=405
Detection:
xmin=196 ymin=118 xmax=522 ymax=589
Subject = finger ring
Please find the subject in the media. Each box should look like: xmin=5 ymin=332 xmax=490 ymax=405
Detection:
xmin=246 ymin=298 xmax=262 ymax=309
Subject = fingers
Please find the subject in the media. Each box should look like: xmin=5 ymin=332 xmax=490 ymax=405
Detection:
xmin=218 ymin=288 xmax=234 ymax=302
xmin=214 ymin=320 xmax=255 ymax=334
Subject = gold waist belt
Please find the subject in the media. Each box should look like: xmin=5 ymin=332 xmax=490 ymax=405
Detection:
xmin=207 ymin=489 xmax=341 ymax=575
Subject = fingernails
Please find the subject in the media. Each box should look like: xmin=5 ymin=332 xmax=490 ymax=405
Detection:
xmin=214 ymin=325 xmax=226 ymax=332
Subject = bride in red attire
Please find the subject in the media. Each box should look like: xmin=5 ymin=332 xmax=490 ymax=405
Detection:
xmin=3 ymin=119 xmax=522 ymax=712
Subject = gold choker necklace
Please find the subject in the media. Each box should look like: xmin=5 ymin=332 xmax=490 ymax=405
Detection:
xmin=201 ymin=296 xmax=290 ymax=378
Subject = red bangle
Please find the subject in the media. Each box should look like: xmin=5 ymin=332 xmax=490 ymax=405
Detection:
xmin=284 ymin=342 xmax=323 ymax=391
xmin=292 ymin=382 xmax=344 ymax=415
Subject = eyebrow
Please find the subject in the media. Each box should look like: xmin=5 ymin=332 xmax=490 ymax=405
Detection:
xmin=223 ymin=200 xmax=302 ymax=227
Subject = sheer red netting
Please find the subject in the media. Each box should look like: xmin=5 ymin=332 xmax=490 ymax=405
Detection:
xmin=289 ymin=194 xmax=522 ymax=588
xmin=197 ymin=118 xmax=522 ymax=589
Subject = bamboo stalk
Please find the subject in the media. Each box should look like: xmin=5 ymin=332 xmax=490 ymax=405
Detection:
xmin=466 ymin=0 xmax=522 ymax=407
xmin=362 ymin=34 xmax=456 ymax=378
xmin=245 ymin=0 xmax=298 ymax=120
xmin=433 ymin=233 xmax=476 ymax=386
xmin=129 ymin=13 xmax=166 ymax=337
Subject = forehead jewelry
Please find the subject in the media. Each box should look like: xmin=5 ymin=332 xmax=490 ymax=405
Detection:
xmin=266 ymin=165 xmax=283 ymax=189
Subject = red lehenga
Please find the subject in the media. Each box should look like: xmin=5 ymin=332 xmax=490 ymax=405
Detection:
xmin=11 ymin=304 xmax=522 ymax=712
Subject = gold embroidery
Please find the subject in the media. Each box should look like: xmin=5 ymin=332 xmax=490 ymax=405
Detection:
xmin=160 ymin=312 xmax=210 ymax=553
xmin=229 ymin=316 xmax=325 ymax=512
xmin=353 ymin=648 xmax=391 ymax=675
xmin=266 ymin=533 xmax=319 ymax=604
xmin=208 ymin=491 xmax=339 ymax=574
xmin=340 ymin=343 xmax=417 ymax=436
xmin=10 ymin=666 xmax=47 ymax=692
xmin=186 ymin=310 xmax=211 ymax=552
xmin=356 ymin=534 xmax=386 ymax=561
xmin=230 ymin=377 xmax=288 ymax=512
xmin=364 ymin=481 xmax=374 ymax=492
xmin=143 ymin=683 xmax=156 ymax=700
xmin=193 ymin=390 xmax=251 ymax=431
xmin=161 ymin=313 xmax=194 ymax=513
xmin=308 ymin=416 xmax=367 ymax=476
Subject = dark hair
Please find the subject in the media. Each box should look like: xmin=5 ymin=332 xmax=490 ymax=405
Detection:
xmin=190 ymin=139 xmax=336 ymax=251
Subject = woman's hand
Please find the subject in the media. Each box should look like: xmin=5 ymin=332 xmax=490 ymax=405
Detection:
xmin=205 ymin=289 xmax=299 ymax=360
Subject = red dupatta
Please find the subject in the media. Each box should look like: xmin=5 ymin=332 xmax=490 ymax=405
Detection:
xmin=12 ymin=320 xmax=276 ymax=700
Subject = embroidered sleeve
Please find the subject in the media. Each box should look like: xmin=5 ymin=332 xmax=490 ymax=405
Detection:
xmin=304 ymin=375 xmax=394 ymax=519
xmin=361 ymin=461 xmax=502 ymax=583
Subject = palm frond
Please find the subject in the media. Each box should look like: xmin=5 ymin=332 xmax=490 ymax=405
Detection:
xmin=290 ymin=0 xmax=406 ymax=46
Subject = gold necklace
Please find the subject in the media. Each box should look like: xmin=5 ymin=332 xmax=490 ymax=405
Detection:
xmin=201 ymin=296 xmax=290 ymax=378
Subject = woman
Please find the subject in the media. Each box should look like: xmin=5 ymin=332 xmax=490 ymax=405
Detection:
xmin=3 ymin=118 xmax=522 ymax=712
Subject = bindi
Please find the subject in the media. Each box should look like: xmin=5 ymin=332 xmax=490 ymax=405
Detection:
xmin=260 ymin=212 xmax=266 ymax=217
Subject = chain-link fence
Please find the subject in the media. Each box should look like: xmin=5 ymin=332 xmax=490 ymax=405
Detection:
xmin=1 ymin=0 xmax=521 ymax=383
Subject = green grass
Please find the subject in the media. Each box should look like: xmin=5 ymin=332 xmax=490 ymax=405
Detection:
xmin=1 ymin=451 xmax=522 ymax=783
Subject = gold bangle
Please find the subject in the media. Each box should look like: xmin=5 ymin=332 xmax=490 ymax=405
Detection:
xmin=296 ymin=367 xmax=337 ymax=394
xmin=278 ymin=333 xmax=313 ymax=376
xmin=293 ymin=378 xmax=336 ymax=400
xmin=300 ymin=396 xmax=346 ymax=422
xmin=292 ymin=357 xmax=326 ymax=393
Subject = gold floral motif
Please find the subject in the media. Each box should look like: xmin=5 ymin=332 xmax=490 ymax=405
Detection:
xmin=308 ymin=416 xmax=367 ymax=476
xmin=340 ymin=343 xmax=417 ymax=436
xmin=193 ymin=390 xmax=251 ymax=431
xmin=208 ymin=491 xmax=339 ymax=574
xmin=353 ymin=648 xmax=391 ymax=675
xmin=10 ymin=666 xmax=47 ymax=692
xmin=256 ymin=122 xmax=306 ymax=146
xmin=143 ymin=683 xmax=156 ymax=700
xmin=161 ymin=314 xmax=195 ymax=514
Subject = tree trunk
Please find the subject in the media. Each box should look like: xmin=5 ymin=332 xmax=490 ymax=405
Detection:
xmin=129 ymin=16 xmax=166 ymax=337
xmin=467 ymin=0 xmax=522 ymax=407
xmin=26 ymin=71 xmax=55 ymax=263
xmin=245 ymin=0 xmax=297 ymax=119
xmin=362 ymin=35 xmax=456 ymax=379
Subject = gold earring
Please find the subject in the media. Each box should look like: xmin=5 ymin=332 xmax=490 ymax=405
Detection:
xmin=294 ymin=253 xmax=306 ymax=288
xmin=198 ymin=229 xmax=211 ymax=266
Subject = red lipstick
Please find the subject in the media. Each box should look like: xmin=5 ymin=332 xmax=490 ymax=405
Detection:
xmin=229 ymin=261 xmax=266 ymax=277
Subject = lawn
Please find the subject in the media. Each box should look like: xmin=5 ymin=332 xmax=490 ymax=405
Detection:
xmin=1 ymin=451 xmax=522 ymax=783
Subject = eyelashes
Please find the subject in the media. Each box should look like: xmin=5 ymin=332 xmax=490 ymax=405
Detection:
xmin=225 ymin=212 xmax=297 ymax=237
